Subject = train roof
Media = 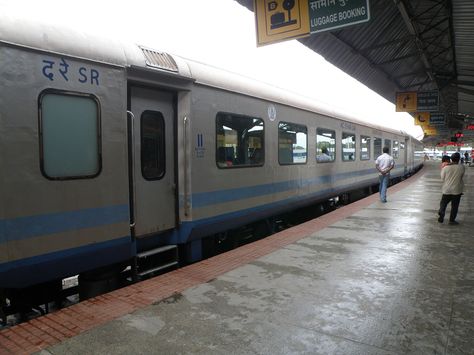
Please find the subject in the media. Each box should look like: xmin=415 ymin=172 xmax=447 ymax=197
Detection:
xmin=0 ymin=14 xmax=411 ymax=138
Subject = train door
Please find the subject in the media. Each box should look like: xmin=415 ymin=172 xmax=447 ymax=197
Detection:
xmin=130 ymin=86 xmax=176 ymax=236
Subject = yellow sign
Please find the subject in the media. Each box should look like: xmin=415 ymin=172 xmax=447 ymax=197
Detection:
xmin=255 ymin=0 xmax=310 ymax=46
xmin=414 ymin=112 xmax=430 ymax=126
xmin=396 ymin=92 xmax=417 ymax=112
xmin=423 ymin=127 xmax=438 ymax=136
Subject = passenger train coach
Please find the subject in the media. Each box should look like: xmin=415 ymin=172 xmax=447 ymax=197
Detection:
xmin=0 ymin=16 xmax=423 ymax=311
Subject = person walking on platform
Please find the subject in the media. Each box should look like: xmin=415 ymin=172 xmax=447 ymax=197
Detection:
xmin=438 ymin=152 xmax=465 ymax=225
xmin=375 ymin=147 xmax=395 ymax=203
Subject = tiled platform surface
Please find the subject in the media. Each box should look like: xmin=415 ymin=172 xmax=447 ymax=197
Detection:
xmin=1 ymin=161 xmax=473 ymax=354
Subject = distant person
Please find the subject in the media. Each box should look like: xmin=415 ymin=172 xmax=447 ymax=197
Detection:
xmin=317 ymin=147 xmax=332 ymax=162
xmin=424 ymin=153 xmax=429 ymax=161
xmin=375 ymin=147 xmax=395 ymax=203
xmin=438 ymin=152 xmax=465 ymax=225
xmin=464 ymin=151 xmax=469 ymax=164
xmin=440 ymin=155 xmax=451 ymax=169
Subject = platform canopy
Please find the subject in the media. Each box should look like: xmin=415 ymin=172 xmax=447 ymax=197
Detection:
xmin=235 ymin=0 xmax=474 ymax=146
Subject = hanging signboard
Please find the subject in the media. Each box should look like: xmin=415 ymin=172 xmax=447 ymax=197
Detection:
xmin=414 ymin=112 xmax=430 ymax=126
xmin=254 ymin=0 xmax=371 ymax=46
xmin=429 ymin=113 xmax=446 ymax=126
xmin=396 ymin=91 xmax=439 ymax=112
xmin=308 ymin=0 xmax=370 ymax=34
xmin=417 ymin=91 xmax=439 ymax=112
xmin=423 ymin=127 xmax=438 ymax=136
xmin=436 ymin=127 xmax=450 ymax=135
xmin=396 ymin=92 xmax=417 ymax=112
xmin=254 ymin=0 xmax=311 ymax=46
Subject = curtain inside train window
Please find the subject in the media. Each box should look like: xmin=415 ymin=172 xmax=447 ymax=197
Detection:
xmin=39 ymin=91 xmax=100 ymax=179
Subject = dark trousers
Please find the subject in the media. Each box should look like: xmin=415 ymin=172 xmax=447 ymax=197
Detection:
xmin=438 ymin=194 xmax=462 ymax=222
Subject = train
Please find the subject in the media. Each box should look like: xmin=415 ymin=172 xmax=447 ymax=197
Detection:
xmin=0 ymin=15 xmax=423 ymax=316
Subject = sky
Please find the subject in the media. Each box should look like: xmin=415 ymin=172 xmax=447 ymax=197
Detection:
xmin=1 ymin=0 xmax=423 ymax=139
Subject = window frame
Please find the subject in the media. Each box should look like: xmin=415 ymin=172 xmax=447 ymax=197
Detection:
xmin=140 ymin=110 xmax=166 ymax=181
xmin=392 ymin=140 xmax=400 ymax=159
xmin=316 ymin=127 xmax=336 ymax=163
xmin=360 ymin=135 xmax=371 ymax=161
xmin=38 ymin=89 xmax=102 ymax=181
xmin=341 ymin=131 xmax=356 ymax=162
xmin=278 ymin=121 xmax=308 ymax=165
xmin=215 ymin=112 xmax=265 ymax=169
xmin=373 ymin=137 xmax=382 ymax=158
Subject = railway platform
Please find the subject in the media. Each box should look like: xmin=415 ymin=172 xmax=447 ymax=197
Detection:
xmin=1 ymin=161 xmax=473 ymax=354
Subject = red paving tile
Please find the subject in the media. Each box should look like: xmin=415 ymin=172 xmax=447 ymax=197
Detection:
xmin=0 ymin=168 xmax=424 ymax=354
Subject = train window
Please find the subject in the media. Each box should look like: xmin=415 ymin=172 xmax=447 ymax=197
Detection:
xmin=393 ymin=140 xmax=400 ymax=159
xmin=341 ymin=132 xmax=356 ymax=161
xmin=216 ymin=112 xmax=264 ymax=168
xmin=316 ymin=128 xmax=335 ymax=163
xmin=141 ymin=111 xmax=165 ymax=180
xmin=39 ymin=90 xmax=101 ymax=180
xmin=278 ymin=122 xmax=307 ymax=165
xmin=373 ymin=137 xmax=382 ymax=158
xmin=384 ymin=139 xmax=391 ymax=153
xmin=360 ymin=135 xmax=371 ymax=160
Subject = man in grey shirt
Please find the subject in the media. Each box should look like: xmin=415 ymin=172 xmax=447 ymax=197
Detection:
xmin=438 ymin=152 xmax=465 ymax=225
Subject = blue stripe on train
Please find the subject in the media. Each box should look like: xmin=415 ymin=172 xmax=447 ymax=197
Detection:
xmin=0 ymin=235 xmax=132 ymax=288
xmin=191 ymin=168 xmax=404 ymax=208
xmin=176 ymin=173 xmax=390 ymax=242
xmin=0 ymin=204 xmax=129 ymax=244
xmin=0 ymin=168 xmax=405 ymax=244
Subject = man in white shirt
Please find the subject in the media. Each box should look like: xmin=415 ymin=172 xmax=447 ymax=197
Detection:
xmin=438 ymin=152 xmax=465 ymax=225
xmin=375 ymin=147 xmax=395 ymax=202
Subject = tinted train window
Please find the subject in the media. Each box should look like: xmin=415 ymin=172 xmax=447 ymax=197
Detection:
xmin=373 ymin=137 xmax=382 ymax=158
xmin=216 ymin=113 xmax=264 ymax=168
xmin=316 ymin=128 xmax=336 ymax=163
xmin=384 ymin=139 xmax=391 ymax=153
xmin=141 ymin=111 xmax=165 ymax=180
xmin=39 ymin=91 xmax=100 ymax=179
xmin=360 ymin=135 xmax=371 ymax=160
xmin=278 ymin=122 xmax=307 ymax=165
xmin=393 ymin=140 xmax=400 ymax=159
xmin=342 ymin=132 xmax=356 ymax=161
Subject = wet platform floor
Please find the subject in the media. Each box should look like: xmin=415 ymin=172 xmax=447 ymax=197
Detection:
xmin=4 ymin=162 xmax=474 ymax=354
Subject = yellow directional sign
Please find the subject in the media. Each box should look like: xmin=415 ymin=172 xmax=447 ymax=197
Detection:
xmin=423 ymin=127 xmax=438 ymax=136
xmin=414 ymin=112 xmax=430 ymax=126
xmin=255 ymin=0 xmax=310 ymax=46
xmin=396 ymin=92 xmax=417 ymax=112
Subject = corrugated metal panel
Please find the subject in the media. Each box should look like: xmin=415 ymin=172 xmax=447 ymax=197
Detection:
xmin=234 ymin=0 xmax=474 ymax=143
xmin=452 ymin=0 xmax=474 ymax=121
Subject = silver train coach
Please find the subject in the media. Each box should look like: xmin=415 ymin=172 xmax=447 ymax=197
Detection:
xmin=0 ymin=16 xmax=423 ymax=308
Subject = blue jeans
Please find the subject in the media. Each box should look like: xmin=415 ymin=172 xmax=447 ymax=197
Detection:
xmin=379 ymin=174 xmax=389 ymax=202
